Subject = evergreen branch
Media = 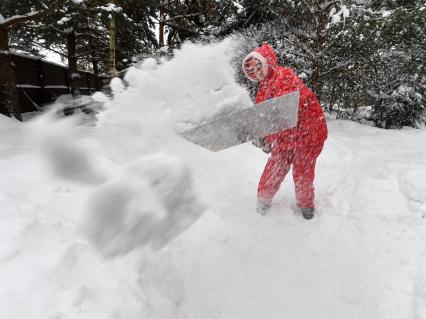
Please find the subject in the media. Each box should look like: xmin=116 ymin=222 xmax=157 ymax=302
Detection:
xmin=47 ymin=24 xmax=66 ymax=35
xmin=321 ymin=61 xmax=353 ymax=76
xmin=162 ymin=12 xmax=203 ymax=23
xmin=76 ymin=47 xmax=109 ymax=58
xmin=317 ymin=0 xmax=340 ymax=13
xmin=300 ymin=0 xmax=316 ymax=18
xmin=75 ymin=32 xmax=108 ymax=43
xmin=18 ymin=38 xmax=67 ymax=57
xmin=243 ymin=11 xmax=256 ymax=27
xmin=39 ymin=46 xmax=67 ymax=58
xmin=163 ymin=21 xmax=198 ymax=36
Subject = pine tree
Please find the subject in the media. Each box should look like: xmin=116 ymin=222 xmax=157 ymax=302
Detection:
xmin=370 ymin=3 xmax=425 ymax=128
xmin=236 ymin=0 xmax=425 ymax=128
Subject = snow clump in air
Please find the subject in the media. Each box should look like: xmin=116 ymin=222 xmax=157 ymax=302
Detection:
xmin=29 ymin=37 xmax=252 ymax=257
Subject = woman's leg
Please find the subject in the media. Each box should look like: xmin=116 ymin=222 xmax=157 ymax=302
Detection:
xmin=257 ymin=150 xmax=293 ymax=204
xmin=292 ymin=144 xmax=324 ymax=208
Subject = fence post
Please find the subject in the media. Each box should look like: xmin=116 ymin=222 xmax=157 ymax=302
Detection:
xmin=64 ymin=67 xmax=70 ymax=94
xmin=86 ymin=73 xmax=91 ymax=92
xmin=38 ymin=59 xmax=45 ymax=105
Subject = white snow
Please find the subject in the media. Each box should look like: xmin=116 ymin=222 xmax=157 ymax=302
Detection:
xmin=16 ymin=84 xmax=42 ymax=89
xmin=331 ymin=13 xmax=341 ymax=24
xmin=1 ymin=37 xmax=426 ymax=319
xmin=57 ymin=16 xmax=71 ymax=25
xmin=342 ymin=5 xmax=350 ymax=19
xmin=330 ymin=5 xmax=350 ymax=24
xmin=98 ymin=3 xmax=123 ymax=13
xmin=233 ymin=1 xmax=245 ymax=14
xmin=382 ymin=10 xmax=392 ymax=18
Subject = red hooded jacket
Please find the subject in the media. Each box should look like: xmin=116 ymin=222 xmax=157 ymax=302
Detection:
xmin=244 ymin=44 xmax=328 ymax=152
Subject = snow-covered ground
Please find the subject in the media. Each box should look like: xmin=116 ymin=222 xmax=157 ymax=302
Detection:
xmin=1 ymin=38 xmax=426 ymax=319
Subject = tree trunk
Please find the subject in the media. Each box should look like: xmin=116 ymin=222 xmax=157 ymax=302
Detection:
xmin=109 ymin=1 xmax=117 ymax=78
xmin=159 ymin=5 xmax=165 ymax=47
xmin=66 ymin=30 xmax=80 ymax=115
xmin=90 ymin=40 xmax=100 ymax=91
xmin=0 ymin=26 xmax=21 ymax=120
xmin=92 ymin=58 xmax=100 ymax=91
xmin=67 ymin=30 xmax=80 ymax=98
xmin=312 ymin=6 xmax=327 ymax=97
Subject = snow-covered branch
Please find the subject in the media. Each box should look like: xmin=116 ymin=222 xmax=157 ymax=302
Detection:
xmin=98 ymin=4 xmax=123 ymax=13
xmin=1 ymin=0 xmax=69 ymax=28
xmin=37 ymin=0 xmax=49 ymax=10
xmin=1 ymin=11 xmax=41 ymax=27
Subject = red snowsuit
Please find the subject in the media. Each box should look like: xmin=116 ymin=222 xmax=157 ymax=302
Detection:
xmin=244 ymin=44 xmax=328 ymax=208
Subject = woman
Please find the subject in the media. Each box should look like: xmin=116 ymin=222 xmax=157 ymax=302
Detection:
xmin=242 ymin=43 xmax=328 ymax=219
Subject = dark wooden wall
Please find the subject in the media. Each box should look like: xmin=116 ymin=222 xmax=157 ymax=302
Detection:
xmin=12 ymin=53 xmax=109 ymax=113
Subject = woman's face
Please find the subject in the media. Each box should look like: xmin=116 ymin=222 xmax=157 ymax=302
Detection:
xmin=244 ymin=58 xmax=266 ymax=81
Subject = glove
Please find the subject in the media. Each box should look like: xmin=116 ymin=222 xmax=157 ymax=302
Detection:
xmin=252 ymin=137 xmax=272 ymax=154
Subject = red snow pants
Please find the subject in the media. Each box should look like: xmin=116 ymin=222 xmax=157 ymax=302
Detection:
xmin=257 ymin=144 xmax=324 ymax=208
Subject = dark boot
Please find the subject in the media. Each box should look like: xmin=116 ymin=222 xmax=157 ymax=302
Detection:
xmin=256 ymin=200 xmax=272 ymax=216
xmin=301 ymin=207 xmax=315 ymax=220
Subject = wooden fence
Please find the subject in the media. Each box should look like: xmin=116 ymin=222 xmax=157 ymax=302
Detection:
xmin=12 ymin=53 xmax=109 ymax=113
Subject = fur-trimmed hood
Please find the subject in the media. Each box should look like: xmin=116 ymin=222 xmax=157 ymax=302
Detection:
xmin=242 ymin=43 xmax=279 ymax=81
